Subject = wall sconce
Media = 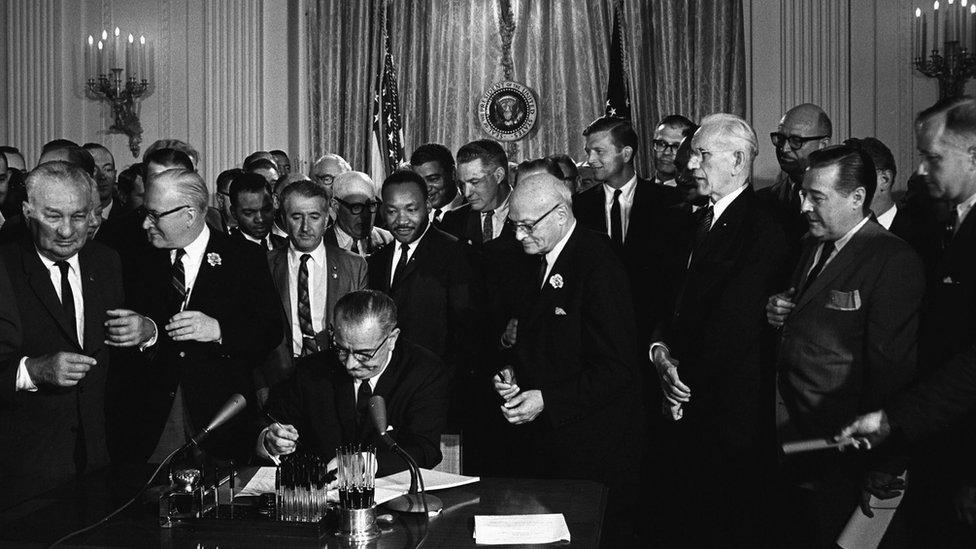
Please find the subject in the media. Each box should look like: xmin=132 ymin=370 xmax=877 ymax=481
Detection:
xmin=84 ymin=28 xmax=153 ymax=157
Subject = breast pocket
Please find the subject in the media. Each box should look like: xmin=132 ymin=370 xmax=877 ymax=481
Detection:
xmin=824 ymin=289 xmax=861 ymax=311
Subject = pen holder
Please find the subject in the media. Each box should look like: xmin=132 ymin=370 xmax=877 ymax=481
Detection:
xmin=276 ymin=453 xmax=329 ymax=523
xmin=336 ymin=444 xmax=380 ymax=542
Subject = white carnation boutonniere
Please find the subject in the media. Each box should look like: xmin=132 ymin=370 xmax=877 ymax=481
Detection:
xmin=206 ymin=252 xmax=222 ymax=267
xmin=549 ymin=273 xmax=564 ymax=289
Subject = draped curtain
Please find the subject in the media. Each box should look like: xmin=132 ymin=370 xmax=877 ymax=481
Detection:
xmin=308 ymin=0 xmax=745 ymax=176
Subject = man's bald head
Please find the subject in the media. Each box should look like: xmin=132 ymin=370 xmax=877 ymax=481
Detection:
xmin=310 ymin=153 xmax=351 ymax=189
xmin=781 ymin=103 xmax=832 ymax=136
xmin=509 ymin=173 xmax=574 ymax=255
xmin=333 ymin=171 xmax=376 ymax=200
xmin=775 ymin=103 xmax=832 ymax=181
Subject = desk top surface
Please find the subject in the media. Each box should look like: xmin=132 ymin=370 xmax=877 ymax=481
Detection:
xmin=0 ymin=469 xmax=606 ymax=548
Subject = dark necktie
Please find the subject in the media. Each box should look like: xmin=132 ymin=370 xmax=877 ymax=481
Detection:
xmin=391 ymin=242 xmax=410 ymax=289
xmin=944 ymin=207 xmax=959 ymax=251
xmin=351 ymin=239 xmax=360 ymax=254
xmin=55 ymin=261 xmax=77 ymax=344
xmin=297 ymin=254 xmax=318 ymax=356
xmin=801 ymin=241 xmax=836 ymax=296
xmin=434 ymin=208 xmax=442 ymax=222
xmin=356 ymin=380 xmax=372 ymax=430
xmin=260 ymin=236 xmax=269 ymax=250
xmin=171 ymin=248 xmax=186 ymax=312
xmin=694 ymin=204 xmax=714 ymax=250
xmin=610 ymin=189 xmax=623 ymax=247
xmin=538 ymin=255 xmax=548 ymax=289
xmin=482 ymin=210 xmax=494 ymax=242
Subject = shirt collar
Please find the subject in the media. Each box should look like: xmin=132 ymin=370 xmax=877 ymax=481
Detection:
xmin=334 ymin=224 xmax=356 ymax=246
xmin=101 ymin=199 xmax=114 ymax=219
xmin=289 ymin=239 xmax=326 ymax=266
xmin=833 ymin=215 xmax=872 ymax=252
xmin=545 ymin=221 xmax=577 ymax=269
xmin=876 ymin=204 xmax=898 ymax=230
xmin=483 ymin=191 xmax=511 ymax=216
xmin=403 ymin=222 xmax=432 ymax=248
xmin=710 ymin=183 xmax=748 ymax=224
xmin=353 ymin=345 xmax=394 ymax=389
xmin=956 ymin=191 xmax=976 ymax=223
xmin=603 ymin=174 xmax=638 ymax=202
xmin=182 ymin=224 xmax=211 ymax=259
xmin=35 ymin=249 xmax=81 ymax=273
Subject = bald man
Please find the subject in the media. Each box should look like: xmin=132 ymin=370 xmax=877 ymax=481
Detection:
xmin=759 ymin=103 xmax=832 ymax=249
xmin=309 ymin=153 xmax=351 ymax=190
xmin=324 ymin=171 xmax=392 ymax=257
xmin=493 ymin=173 xmax=642 ymax=546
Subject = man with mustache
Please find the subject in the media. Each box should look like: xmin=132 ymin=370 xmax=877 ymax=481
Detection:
xmin=228 ymin=172 xmax=285 ymax=251
xmin=766 ymin=145 xmax=924 ymax=547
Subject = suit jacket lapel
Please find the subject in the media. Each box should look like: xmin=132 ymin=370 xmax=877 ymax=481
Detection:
xmin=271 ymin=248 xmax=292 ymax=327
xmin=392 ymin=234 xmax=431 ymax=291
xmin=467 ymin=210 xmax=482 ymax=244
xmin=793 ymin=221 xmax=878 ymax=313
xmin=324 ymin=250 xmax=342 ymax=331
xmin=189 ymin=234 xmax=220 ymax=310
xmin=334 ymin=370 xmax=358 ymax=441
xmin=22 ymin=243 xmax=81 ymax=349
xmin=79 ymin=248 xmax=103 ymax=354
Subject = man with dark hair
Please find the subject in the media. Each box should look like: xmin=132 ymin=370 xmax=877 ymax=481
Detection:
xmin=410 ymin=143 xmax=463 ymax=224
xmin=82 ymin=143 xmax=120 ymax=220
xmin=243 ymin=151 xmax=274 ymax=169
xmin=259 ymin=180 xmax=366 ymax=404
xmin=0 ymin=153 xmax=9 ymax=227
xmin=440 ymin=139 xmax=512 ymax=245
xmin=573 ymin=115 xmax=681 ymax=348
xmin=228 ymin=173 xmax=285 ymax=251
xmin=270 ymin=150 xmax=291 ymax=176
xmin=0 ymin=162 xmax=124 ymax=508
xmin=143 ymin=139 xmax=199 ymax=169
xmin=244 ymin=158 xmax=280 ymax=185
xmin=0 ymin=146 xmax=27 ymax=172
xmin=41 ymin=139 xmax=80 ymax=153
xmin=117 ymin=163 xmax=145 ymax=212
xmin=144 ymin=148 xmax=194 ymax=177
xmin=260 ymin=290 xmax=449 ymax=476
xmin=759 ymin=104 xmax=833 ymax=250
xmin=214 ymin=168 xmax=242 ymax=233
xmin=651 ymin=114 xmax=696 ymax=186
xmin=766 ymin=145 xmax=924 ymax=546
xmin=37 ymin=145 xmax=96 ymax=177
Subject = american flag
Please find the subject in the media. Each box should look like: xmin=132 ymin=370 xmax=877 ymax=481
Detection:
xmin=605 ymin=3 xmax=631 ymax=119
xmin=372 ymin=25 xmax=405 ymax=177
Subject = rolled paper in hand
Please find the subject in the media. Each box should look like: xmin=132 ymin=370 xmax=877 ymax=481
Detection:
xmin=782 ymin=437 xmax=851 ymax=455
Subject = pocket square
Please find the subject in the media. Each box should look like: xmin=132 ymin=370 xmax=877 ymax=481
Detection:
xmin=943 ymin=275 xmax=957 ymax=284
xmin=825 ymin=289 xmax=861 ymax=311
xmin=554 ymin=307 xmax=567 ymax=316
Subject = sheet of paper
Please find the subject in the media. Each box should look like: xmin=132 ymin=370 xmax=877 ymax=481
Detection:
xmin=375 ymin=468 xmax=480 ymax=492
xmin=236 ymin=466 xmax=277 ymax=497
xmin=837 ymin=473 xmax=907 ymax=549
xmin=473 ymin=514 xmax=571 ymax=545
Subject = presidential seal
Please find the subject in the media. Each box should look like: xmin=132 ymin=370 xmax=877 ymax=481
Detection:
xmin=478 ymin=81 xmax=538 ymax=141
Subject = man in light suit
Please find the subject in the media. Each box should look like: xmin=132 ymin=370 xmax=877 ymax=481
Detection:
xmin=259 ymin=180 xmax=367 ymax=404
xmin=766 ymin=145 xmax=924 ymax=547
xmin=324 ymin=171 xmax=393 ymax=257
xmin=0 ymin=162 xmax=125 ymax=507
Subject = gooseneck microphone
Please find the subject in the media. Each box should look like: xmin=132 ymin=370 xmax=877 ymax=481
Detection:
xmin=368 ymin=395 xmax=443 ymax=514
xmin=49 ymin=394 xmax=248 ymax=548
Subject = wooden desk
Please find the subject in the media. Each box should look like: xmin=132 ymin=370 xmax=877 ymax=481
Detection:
xmin=0 ymin=470 xmax=606 ymax=548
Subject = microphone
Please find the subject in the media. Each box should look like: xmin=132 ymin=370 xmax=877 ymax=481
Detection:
xmin=367 ymin=395 xmax=442 ymax=514
xmin=189 ymin=393 xmax=247 ymax=447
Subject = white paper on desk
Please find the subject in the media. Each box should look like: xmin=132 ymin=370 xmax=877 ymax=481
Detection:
xmin=375 ymin=468 xmax=480 ymax=492
xmin=237 ymin=466 xmax=277 ymax=497
xmin=474 ymin=514 xmax=571 ymax=545
xmin=837 ymin=473 xmax=907 ymax=549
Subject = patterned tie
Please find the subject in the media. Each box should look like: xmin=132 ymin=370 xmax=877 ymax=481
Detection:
xmin=538 ymin=255 xmax=548 ymax=289
xmin=610 ymin=189 xmax=623 ymax=247
xmin=391 ymin=242 xmax=410 ymax=289
xmin=800 ymin=241 xmax=836 ymax=296
xmin=171 ymin=249 xmax=186 ymax=312
xmin=55 ymin=261 xmax=77 ymax=344
xmin=297 ymin=254 xmax=318 ymax=356
xmin=356 ymin=380 xmax=372 ymax=430
xmin=351 ymin=240 xmax=360 ymax=254
xmin=482 ymin=210 xmax=494 ymax=242
xmin=694 ymin=203 xmax=714 ymax=251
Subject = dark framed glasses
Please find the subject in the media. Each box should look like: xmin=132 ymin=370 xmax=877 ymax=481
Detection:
xmin=770 ymin=132 xmax=829 ymax=151
xmin=331 ymin=330 xmax=393 ymax=363
xmin=509 ymin=203 xmax=560 ymax=235
xmin=336 ymin=198 xmax=381 ymax=215
xmin=652 ymin=139 xmax=683 ymax=154
xmin=144 ymin=204 xmax=191 ymax=225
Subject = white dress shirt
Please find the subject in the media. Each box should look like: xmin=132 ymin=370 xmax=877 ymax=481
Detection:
xmin=101 ymin=199 xmax=114 ymax=219
xmin=241 ymin=230 xmax=274 ymax=250
xmin=602 ymin=175 xmax=638 ymax=240
xmin=480 ymin=193 xmax=511 ymax=241
xmin=288 ymin=241 xmax=328 ymax=356
xmin=806 ymin=215 xmax=872 ymax=277
xmin=541 ymin=221 xmax=577 ymax=286
xmin=16 ymin=251 xmax=85 ymax=391
xmin=955 ymin=191 xmax=976 ymax=232
xmin=710 ymin=183 xmax=749 ymax=228
xmin=173 ymin=225 xmax=211 ymax=301
xmin=333 ymin=224 xmax=366 ymax=256
xmin=389 ymin=224 xmax=430 ymax=287
xmin=876 ymin=204 xmax=898 ymax=231
xmin=353 ymin=357 xmax=390 ymax=406
xmin=430 ymin=194 xmax=465 ymax=223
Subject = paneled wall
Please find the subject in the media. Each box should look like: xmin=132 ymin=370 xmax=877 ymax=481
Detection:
xmin=0 ymin=0 xmax=307 ymax=188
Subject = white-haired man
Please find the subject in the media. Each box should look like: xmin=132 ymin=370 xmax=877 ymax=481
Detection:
xmin=325 ymin=171 xmax=393 ymax=257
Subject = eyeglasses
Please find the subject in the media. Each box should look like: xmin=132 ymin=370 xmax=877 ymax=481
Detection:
xmin=509 ymin=203 xmax=560 ymax=235
xmin=336 ymin=198 xmax=381 ymax=215
xmin=770 ymin=132 xmax=829 ymax=151
xmin=331 ymin=331 xmax=394 ymax=363
xmin=313 ymin=174 xmax=336 ymax=186
xmin=144 ymin=204 xmax=191 ymax=225
xmin=652 ymin=139 xmax=683 ymax=154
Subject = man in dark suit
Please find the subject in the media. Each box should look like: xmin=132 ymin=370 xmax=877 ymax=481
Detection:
xmin=758 ymin=103 xmax=832 ymax=253
xmin=82 ymin=143 xmax=122 ymax=222
xmin=260 ymin=290 xmax=449 ymax=476
xmin=440 ymin=140 xmax=514 ymax=246
xmin=324 ymin=171 xmax=392 ymax=256
xmin=227 ymin=172 xmax=286 ymax=251
xmin=260 ymin=180 xmax=367 ymax=405
xmin=650 ymin=115 xmax=790 ymax=546
xmin=766 ymin=146 xmax=924 ymax=547
xmin=494 ymin=173 xmax=642 ymax=547
xmin=572 ymin=115 xmax=681 ymax=347
xmin=0 ymin=162 xmax=124 ymax=508
xmin=107 ymin=168 xmax=282 ymax=474
xmin=409 ymin=143 xmax=465 ymax=226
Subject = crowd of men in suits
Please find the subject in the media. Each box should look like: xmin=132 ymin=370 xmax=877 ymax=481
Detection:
xmin=2 ymin=95 xmax=976 ymax=548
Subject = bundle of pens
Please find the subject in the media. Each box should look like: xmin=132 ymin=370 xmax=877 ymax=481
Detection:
xmin=336 ymin=443 xmax=377 ymax=510
xmin=275 ymin=452 xmax=332 ymax=523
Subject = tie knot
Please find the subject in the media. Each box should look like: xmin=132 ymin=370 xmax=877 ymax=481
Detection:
xmin=822 ymin=240 xmax=836 ymax=254
xmin=484 ymin=210 xmax=494 ymax=216
xmin=300 ymin=253 xmax=312 ymax=264
xmin=613 ymin=189 xmax=622 ymax=199
xmin=55 ymin=260 xmax=70 ymax=276
xmin=401 ymin=242 xmax=410 ymax=253
xmin=173 ymin=248 xmax=186 ymax=262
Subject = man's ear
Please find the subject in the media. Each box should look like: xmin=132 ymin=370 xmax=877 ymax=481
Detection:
xmin=493 ymin=165 xmax=506 ymax=185
xmin=731 ymin=150 xmax=747 ymax=174
xmin=968 ymin=145 xmax=976 ymax=168
xmin=851 ymin=186 xmax=866 ymax=210
xmin=877 ymin=170 xmax=894 ymax=193
xmin=621 ymin=145 xmax=634 ymax=164
xmin=818 ymin=137 xmax=830 ymax=150
xmin=21 ymin=200 xmax=31 ymax=221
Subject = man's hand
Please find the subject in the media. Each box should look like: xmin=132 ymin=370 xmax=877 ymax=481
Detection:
xmin=501 ymin=389 xmax=543 ymax=424
xmin=766 ymin=287 xmax=796 ymax=328
xmin=954 ymin=485 xmax=976 ymax=526
xmin=492 ymin=366 xmax=520 ymax=401
xmin=859 ymin=470 xmax=906 ymax=518
xmin=104 ymin=309 xmax=156 ymax=347
xmin=25 ymin=352 xmax=97 ymax=387
xmin=651 ymin=345 xmax=691 ymax=407
xmin=500 ymin=318 xmax=518 ymax=348
xmin=165 ymin=311 xmax=221 ymax=342
xmin=836 ymin=410 xmax=891 ymax=450
xmin=264 ymin=423 xmax=299 ymax=456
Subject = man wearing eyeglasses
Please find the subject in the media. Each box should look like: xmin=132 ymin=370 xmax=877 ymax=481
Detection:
xmin=759 ymin=104 xmax=832 ymax=251
xmin=259 ymin=290 xmax=449 ymax=476
xmin=324 ymin=171 xmax=393 ymax=257
xmin=106 ymin=167 xmax=282 ymax=478
xmin=308 ymin=153 xmax=351 ymax=190
xmin=651 ymin=114 xmax=696 ymax=187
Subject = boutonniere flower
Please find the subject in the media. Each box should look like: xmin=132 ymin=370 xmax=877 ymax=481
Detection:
xmin=206 ymin=252 xmax=222 ymax=267
xmin=549 ymin=273 xmax=564 ymax=289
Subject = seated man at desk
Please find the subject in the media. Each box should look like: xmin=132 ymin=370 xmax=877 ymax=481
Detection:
xmin=257 ymin=290 xmax=449 ymax=475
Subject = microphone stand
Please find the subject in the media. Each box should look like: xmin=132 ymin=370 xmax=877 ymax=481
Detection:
xmin=379 ymin=435 xmax=442 ymax=514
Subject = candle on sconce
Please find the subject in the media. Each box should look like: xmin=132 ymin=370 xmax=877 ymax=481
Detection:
xmin=126 ymin=34 xmax=134 ymax=79
xmin=86 ymin=35 xmax=94 ymax=79
xmin=96 ymin=40 xmax=104 ymax=77
xmin=113 ymin=27 xmax=121 ymax=71
xmin=139 ymin=36 xmax=147 ymax=82
xmin=936 ymin=1 xmax=941 ymax=49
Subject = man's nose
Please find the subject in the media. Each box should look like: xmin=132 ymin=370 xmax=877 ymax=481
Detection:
xmin=687 ymin=155 xmax=701 ymax=170
xmin=917 ymin=161 xmax=928 ymax=176
xmin=800 ymin=194 xmax=813 ymax=213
